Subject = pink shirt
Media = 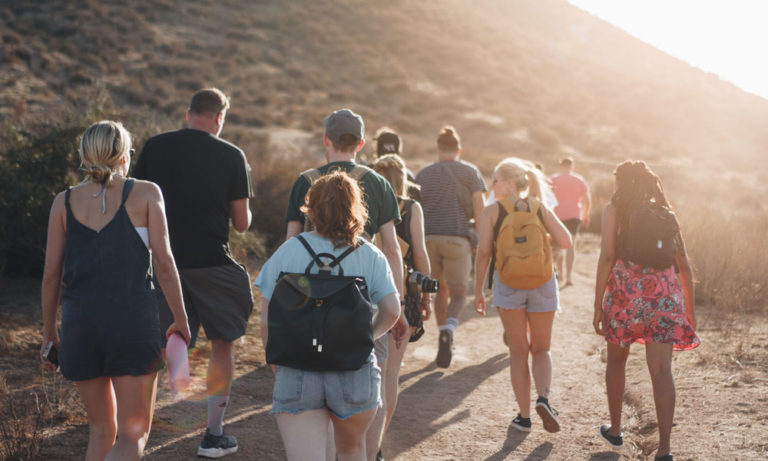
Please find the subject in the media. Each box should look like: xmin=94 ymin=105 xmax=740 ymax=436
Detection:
xmin=551 ymin=172 xmax=588 ymax=221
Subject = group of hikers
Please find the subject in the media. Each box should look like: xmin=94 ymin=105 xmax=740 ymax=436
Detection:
xmin=39 ymin=88 xmax=699 ymax=461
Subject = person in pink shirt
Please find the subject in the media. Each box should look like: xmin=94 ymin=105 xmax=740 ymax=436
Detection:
xmin=550 ymin=157 xmax=590 ymax=286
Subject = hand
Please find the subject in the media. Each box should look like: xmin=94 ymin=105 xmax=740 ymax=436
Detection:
xmin=592 ymin=306 xmax=605 ymax=336
xmin=39 ymin=336 xmax=59 ymax=372
xmin=166 ymin=320 xmax=192 ymax=345
xmin=474 ymin=293 xmax=486 ymax=316
xmin=420 ymin=293 xmax=432 ymax=321
xmin=391 ymin=313 xmax=410 ymax=349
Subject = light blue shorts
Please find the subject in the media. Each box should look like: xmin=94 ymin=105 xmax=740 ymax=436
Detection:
xmin=492 ymin=273 xmax=560 ymax=312
xmin=271 ymin=351 xmax=381 ymax=420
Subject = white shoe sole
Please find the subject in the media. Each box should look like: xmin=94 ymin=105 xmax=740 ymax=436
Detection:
xmin=598 ymin=426 xmax=623 ymax=449
xmin=197 ymin=445 xmax=238 ymax=458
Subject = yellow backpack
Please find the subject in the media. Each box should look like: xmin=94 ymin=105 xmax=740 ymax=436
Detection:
xmin=493 ymin=197 xmax=552 ymax=289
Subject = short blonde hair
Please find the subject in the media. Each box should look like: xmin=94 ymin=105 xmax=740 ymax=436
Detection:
xmin=79 ymin=120 xmax=132 ymax=185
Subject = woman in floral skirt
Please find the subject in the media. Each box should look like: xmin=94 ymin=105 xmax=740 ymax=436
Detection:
xmin=593 ymin=160 xmax=699 ymax=461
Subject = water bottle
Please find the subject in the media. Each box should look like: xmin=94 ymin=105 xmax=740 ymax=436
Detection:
xmin=166 ymin=333 xmax=190 ymax=392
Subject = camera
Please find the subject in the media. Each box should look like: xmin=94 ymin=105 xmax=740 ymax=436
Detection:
xmin=407 ymin=271 xmax=439 ymax=294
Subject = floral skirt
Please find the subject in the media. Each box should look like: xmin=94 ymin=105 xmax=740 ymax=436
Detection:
xmin=602 ymin=259 xmax=699 ymax=351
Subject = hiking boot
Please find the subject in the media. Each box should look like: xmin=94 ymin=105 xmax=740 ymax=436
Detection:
xmin=436 ymin=330 xmax=453 ymax=368
xmin=535 ymin=397 xmax=560 ymax=433
xmin=599 ymin=424 xmax=623 ymax=448
xmin=197 ymin=429 xmax=238 ymax=458
xmin=511 ymin=413 xmax=532 ymax=432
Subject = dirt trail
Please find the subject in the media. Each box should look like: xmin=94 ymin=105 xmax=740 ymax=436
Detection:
xmin=34 ymin=235 xmax=768 ymax=460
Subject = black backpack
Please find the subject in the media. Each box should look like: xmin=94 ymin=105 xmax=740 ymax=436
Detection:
xmin=622 ymin=203 xmax=679 ymax=269
xmin=266 ymin=235 xmax=374 ymax=371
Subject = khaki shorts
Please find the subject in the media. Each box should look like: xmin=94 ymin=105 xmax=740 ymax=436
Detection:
xmin=426 ymin=235 xmax=472 ymax=291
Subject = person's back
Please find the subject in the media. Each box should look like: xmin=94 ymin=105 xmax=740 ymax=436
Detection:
xmin=134 ymin=128 xmax=250 ymax=269
xmin=417 ymin=159 xmax=484 ymax=238
xmin=551 ymin=171 xmax=587 ymax=222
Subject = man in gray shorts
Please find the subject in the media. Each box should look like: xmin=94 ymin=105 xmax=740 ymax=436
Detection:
xmin=134 ymin=88 xmax=253 ymax=458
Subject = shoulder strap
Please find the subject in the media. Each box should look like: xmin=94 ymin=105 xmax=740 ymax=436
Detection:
xmin=296 ymin=234 xmax=359 ymax=275
xmin=301 ymin=168 xmax=322 ymax=185
xmin=64 ymin=187 xmax=73 ymax=214
xmin=487 ymin=200 xmax=511 ymax=289
xmin=348 ymin=164 xmax=371 ymax=181
xmin=121 ymin=178 xmax=135 ymax=205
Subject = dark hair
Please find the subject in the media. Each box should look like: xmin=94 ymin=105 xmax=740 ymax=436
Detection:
xmin=332 ymin=134 xmax=361 ymax=154
xmin=611 ymin=160 xmax=672 ymax=228
xmin=436 ymin=126 xmax=460 ymax=152
xmin=189 ymin=88 xmax=230 ymax=115
xmin=301 ymin=171 xmax=368 ymax=248
xmin=559 ymin=157 xmax=574 ymax=167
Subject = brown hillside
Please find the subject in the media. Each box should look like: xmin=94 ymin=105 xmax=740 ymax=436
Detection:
xmin=3 ymin=0 xmax=767 ymax=169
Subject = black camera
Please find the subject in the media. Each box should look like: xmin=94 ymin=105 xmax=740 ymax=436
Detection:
xmin=407 ymin=271 xmax=439 ymax=294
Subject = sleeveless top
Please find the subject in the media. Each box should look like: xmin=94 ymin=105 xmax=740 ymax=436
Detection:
xmin=61 ymin=179 xmax=159 ymax=341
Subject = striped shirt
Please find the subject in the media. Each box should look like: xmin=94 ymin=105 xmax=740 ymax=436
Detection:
xmin=416 ymin=160 xmax=487 ymax=237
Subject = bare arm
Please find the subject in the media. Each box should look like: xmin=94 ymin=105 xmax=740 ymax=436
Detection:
xmin=260 ymin=297 xmax=269 ymax=351
xmin=373 ymin=293 xmax=400 ymax=340
xmin=409 ymin=202 xmax=432 ymax=319
xmin=285 ymin=220 xmax=302 ymax=241
xmin=674 ymin=233 xmax=696 ymax=329
xmin=40 ymin=192 xmax=66 ymax=369
xmin=471 ymin=190 xmax=485 ymax=228
xmin=473 ymin=203 xmax=497 ymax=316
xmin=147 ymin=184 xmax=191 ymax=344
xmin=378 ymin=220 xmax=408 ymax=346
xmin=230 ymin=197 xmax=252 ymax=233
xmin=592 ymin=204 xmax=618 ymax=335
xmin=540 ymin=204 xmax=573 ymax=249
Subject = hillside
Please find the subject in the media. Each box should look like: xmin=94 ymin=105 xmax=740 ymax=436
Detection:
xmin=3 ymin=0 xmax=768 ymax=249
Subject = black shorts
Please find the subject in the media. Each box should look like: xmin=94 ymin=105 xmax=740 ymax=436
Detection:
xmin=562 ymin=218 xmax=581 ymax=237
xmin=158 ymin=261 xmax=254 ymax=348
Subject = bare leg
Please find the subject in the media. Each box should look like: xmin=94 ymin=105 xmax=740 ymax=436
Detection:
xmin=276 ymin=409 xmax=330 ymax=461
xmin=446 ymin=287 xmax=467 ymax=322
xmin=383 ymin=333 xmax=407 ymax=432
xmin=527 ymin=311 xmax=556 ymax=399
xmin=498 ymin=308 xmax=531 ymax=417
xmin=565 ymin=243 xmax=576 ymax=284
xmin=76 ymin=377 xmax=117 ymax=461
xmin=106 ymin=373 xmax=159 ymax=461
xmin=208 ymin=339 xmax=235 ymax=397
xmin=364 ymin=358 xmax=386 ymax=461
xmin=646 ymin=343 xmax=675 ymax=457
xmin=434 ymin=286 xmax=449 ymax=327
xmin=605 ymin=343 xmax=630 ymax=437
xmin=332 ymin=406 xmax=378 ymax=461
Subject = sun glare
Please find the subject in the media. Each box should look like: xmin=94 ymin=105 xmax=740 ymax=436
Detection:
xmin=569 ymin=0 xmax=768 ymax=100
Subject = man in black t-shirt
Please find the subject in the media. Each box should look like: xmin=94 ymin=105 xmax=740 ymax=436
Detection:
xmin=134 ymin=88 xmax=252 ymax=458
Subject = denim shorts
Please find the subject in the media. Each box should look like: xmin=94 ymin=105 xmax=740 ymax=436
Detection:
xmin=271 ymin=351 xmax=381 ymax=420
xmin=492 ymin=273 xmax=560 ymax=312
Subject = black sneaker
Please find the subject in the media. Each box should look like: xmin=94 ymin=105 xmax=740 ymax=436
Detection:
xmin=197 ymin=429 xmax=238 ymax=458
xmin=535 ymin=397 xmax=560 ymax=433
xmin=376 ymin=449 xmax=385 ymax=461
xmin=511 ymin=413 xmax=532 ymax=432
xmin=599 ymin=424 xmax=623 ymax=448
xmin=654 ymin=455 xmax=674 ymax=461
xmin=436 ymin=330 xmax=453 ymax=368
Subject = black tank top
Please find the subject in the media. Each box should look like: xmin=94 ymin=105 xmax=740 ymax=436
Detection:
xmin=61 ymin=179 xmax=158 ymax=340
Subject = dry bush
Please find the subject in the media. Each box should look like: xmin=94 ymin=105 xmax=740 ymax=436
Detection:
xmin=682 ymin=206 xmax=768 ymax=312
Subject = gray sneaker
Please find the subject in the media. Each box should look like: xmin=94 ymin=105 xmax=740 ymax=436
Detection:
xmin=197 ymin=429 xmax=238 ymax=458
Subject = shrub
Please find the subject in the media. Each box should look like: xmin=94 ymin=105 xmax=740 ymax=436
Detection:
xmin=0 ymin=124 xmax=82 ymax=277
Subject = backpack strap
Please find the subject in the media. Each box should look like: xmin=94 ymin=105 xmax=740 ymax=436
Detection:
xmin=347 ymin=164 xmax=370 ymax=181
xmin=296 ymin=234 xmax=360 ymax=275
xmin=439 ymin=162 xmax=471 ymax=220
xmin=301 ymin=168 xmax=323 ymax=185
xmin=487 ymin=199 xmax=511 ymax=289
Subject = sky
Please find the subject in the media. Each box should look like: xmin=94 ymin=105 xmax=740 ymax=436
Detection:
xmin=568 ymin=0 xmax=768 ymax=100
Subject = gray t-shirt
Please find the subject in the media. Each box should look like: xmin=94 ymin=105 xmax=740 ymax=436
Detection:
xmin=416 ymin=160 xmax=487 ymax=237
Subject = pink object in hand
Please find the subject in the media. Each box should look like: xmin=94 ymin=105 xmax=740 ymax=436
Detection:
xmin=166 ymin=333 xmax=190 ymax=392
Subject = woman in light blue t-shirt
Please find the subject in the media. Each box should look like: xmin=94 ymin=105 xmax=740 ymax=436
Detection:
xmin=255 ymin=171 xmax=400 ymax=461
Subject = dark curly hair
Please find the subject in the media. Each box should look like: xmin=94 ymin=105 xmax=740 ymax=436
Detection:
xmin=611 ymin=160 xmax=672 ymax=229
